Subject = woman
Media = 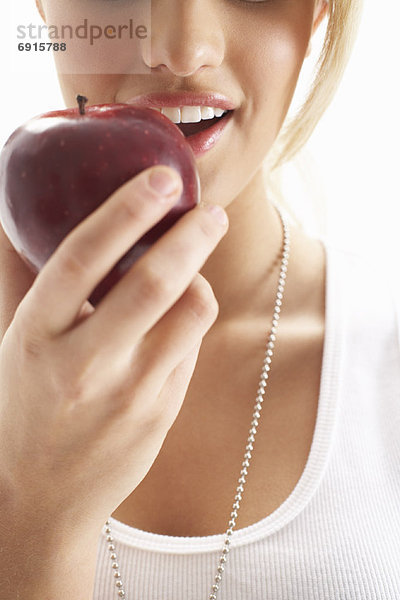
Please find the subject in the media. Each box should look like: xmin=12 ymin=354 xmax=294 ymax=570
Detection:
xmin=1 ymin=0 xmax=399 ymax=598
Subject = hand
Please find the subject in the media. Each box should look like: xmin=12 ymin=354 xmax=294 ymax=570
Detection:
xmin=0 ymin=220 xmax=37 ymax=342
xmin=0 ymin=165 xmax=229 ymax=540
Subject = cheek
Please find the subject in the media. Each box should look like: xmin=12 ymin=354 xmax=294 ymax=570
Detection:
xmin=228 ymin=4 xmax=311 ymax=120
xmin=41 ymin=2 xmax=148 ymax=79
xmin=243 ymin=23 xmax=308 ymax=119
xmin=216 ymin=10 xmax=311 ymax=191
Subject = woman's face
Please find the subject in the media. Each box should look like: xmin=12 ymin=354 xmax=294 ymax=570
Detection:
xmin=37 ymin=0 xmax=327 ymax=209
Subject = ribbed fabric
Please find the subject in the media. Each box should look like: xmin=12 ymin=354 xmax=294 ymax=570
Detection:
xmin=93 ymin=239 xmax=400 ymax=599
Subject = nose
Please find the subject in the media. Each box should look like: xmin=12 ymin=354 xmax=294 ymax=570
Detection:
xmin=141 ymin=0 xmax=225 ymax=77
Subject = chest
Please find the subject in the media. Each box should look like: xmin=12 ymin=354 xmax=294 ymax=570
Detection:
xmin=111 ymin=320 xmax=325 ymax=537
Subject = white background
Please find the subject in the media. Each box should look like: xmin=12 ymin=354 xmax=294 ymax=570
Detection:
xmin=1 ymin=1 xmax=399 ymax=293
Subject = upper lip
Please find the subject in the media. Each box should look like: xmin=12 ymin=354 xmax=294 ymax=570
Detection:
xmin=123 ymin=91 xmax=237 ymax=111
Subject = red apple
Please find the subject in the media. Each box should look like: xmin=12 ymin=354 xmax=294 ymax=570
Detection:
xmin=0 ymin=95 xmax=200 ymax=306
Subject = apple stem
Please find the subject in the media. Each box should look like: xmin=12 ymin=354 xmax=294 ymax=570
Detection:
xmin=76 ymin=95 xmax=88 ymax=115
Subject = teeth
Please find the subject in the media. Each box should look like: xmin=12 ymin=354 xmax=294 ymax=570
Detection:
xmin=160 ymin=107 xmax=181 ymax=123
xmin=181 ymin=106 xmax=202 ymax=123
xmin=201 ymin=106 xmax=215 ymax=120
xmin=159 ymin=106 xmax=228 ymax=124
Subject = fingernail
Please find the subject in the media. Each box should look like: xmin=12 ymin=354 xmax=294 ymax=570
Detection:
xmin=206 ymin=204 xmax=229 ymax=227
xmin=149 ymin=167 xmax=181 ymax=197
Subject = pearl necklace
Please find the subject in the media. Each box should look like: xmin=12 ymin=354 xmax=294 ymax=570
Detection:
xmin=104 ymin=204 xmax=290 ymax=599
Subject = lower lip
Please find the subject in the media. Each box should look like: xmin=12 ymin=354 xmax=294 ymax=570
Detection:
xmin=185 ymin=111 xmax=234 ymax=157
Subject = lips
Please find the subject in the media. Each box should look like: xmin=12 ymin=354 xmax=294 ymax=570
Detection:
xmin=124 ymin=91 xmax=237 ymax=111
xmin=180 ymin=110 xmax=234 ymax=157
xmin=123 ymin=91 xmax=236 ymax=157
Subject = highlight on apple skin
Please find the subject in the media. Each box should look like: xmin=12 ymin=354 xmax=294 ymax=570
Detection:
xmin=0 ymin=95 xmax=200 ymax=306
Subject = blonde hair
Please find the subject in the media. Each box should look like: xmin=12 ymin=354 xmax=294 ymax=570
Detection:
xmin=264 ymin=0 xmax=364 ymax=232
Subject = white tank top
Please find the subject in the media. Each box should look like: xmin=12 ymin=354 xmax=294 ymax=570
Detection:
xmin=93 ymin=239 xmax=400 ymax=599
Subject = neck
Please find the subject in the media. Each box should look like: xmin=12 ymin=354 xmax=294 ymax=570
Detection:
xmin=200 ymin=168 xmax=285 ymax=324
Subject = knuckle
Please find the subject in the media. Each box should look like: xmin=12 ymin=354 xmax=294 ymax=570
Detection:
xmin=143 ymin=390 xmax=177 ymax=433
xmin=14 ymin=304 xmax=45 ymax=358
xmin=141 ymin=403 xmax=165 ymax=432
xmin=119 ymin=192 xmax=146 ymax=223
xmin=20 ymin=331 xmax=43 ymax=359
xmin=187 ymin=276 xmax=219 ymax=326
xmin=197 ymin=209 xmax=221 ymax=242
xmin=134 ymin=263 xmax=175 ymax=304
xmin=57 ymin=243 xmax=90 ymax=279
xmin=56 ymin=359 xmax=93 ymax=409
xmin=67 ymin=380 xmax=90 ymax=408
xmin=121 ymin=386 xmax=165 ymax=434
xmin=118 ymin=173 xmax=167 ymax=224
xmin=60 ymin=379 xmax=87 ymax=409
xmin=117 ymin=193 xmax=165 ymax=240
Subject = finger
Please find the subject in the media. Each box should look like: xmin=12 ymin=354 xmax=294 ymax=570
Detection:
xmin=134 ymin=274 xmax=218 ymax=385
xmin=119 ymin=337 xmax=202 ymax=441
xmin=152 ymin=339 xmax=203 ymax=431
xmin=63 ymin=272 xmax=217 ymax=394
xmin=17 ymin=166 xmax=183 ymax=337
xmin=76 ymin=200 xmax=228 ymax=359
